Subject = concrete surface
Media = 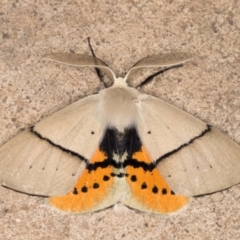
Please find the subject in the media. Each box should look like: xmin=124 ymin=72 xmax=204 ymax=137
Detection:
xmin=0 ymin=0 xmax=240 ymax=239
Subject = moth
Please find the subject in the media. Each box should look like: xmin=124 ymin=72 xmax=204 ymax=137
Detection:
xmin=1 ymin=51 xmax=240 ymax=215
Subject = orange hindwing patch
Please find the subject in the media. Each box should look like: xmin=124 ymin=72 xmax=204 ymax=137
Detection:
xmin=49 ymin=149 xmax=115 ymax=213
xmin=125 ymin=147 xmax=189 ymax=214
xmin=49 ymin=127 xmax=190 ymax=214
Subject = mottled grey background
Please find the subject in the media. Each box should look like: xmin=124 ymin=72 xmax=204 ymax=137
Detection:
xmin=0 ymin=1 xmax=240 ymax=239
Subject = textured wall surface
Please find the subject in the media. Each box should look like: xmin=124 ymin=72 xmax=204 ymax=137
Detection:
xmin=1 ymin=0 xmax=240 ymax=239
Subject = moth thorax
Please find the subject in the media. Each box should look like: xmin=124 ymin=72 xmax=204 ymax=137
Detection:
xmin=100 ymin=86 xmax=139 ymax=132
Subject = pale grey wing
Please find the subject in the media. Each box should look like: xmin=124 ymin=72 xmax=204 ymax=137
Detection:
xmin=0 ymin=94 xmax=105 ymax=196
xmin=126 ymin=53 xmax=195 ymax=79
xmin=137 ymin=94 xmax=240 ymax=196
xmin=44 ymin=53 xmax=115 ymax=80
xmin=0 ymin=131 xmax=85 ymax=196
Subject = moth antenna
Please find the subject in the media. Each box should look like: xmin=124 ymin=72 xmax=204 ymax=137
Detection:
xmin=136 ymin=64 xmax=183 ymax=90
xmin=87 ymin=37 xmax=107 ymax=88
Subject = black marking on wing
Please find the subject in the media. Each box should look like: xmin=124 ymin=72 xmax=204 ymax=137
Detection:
xmin=152 ymin=186 xmax=159 ymax=194
xmin=93 ymin=183 xmax=100 ymax=189
xmin=86 ymin=157 xmax=155 ymax=172
xmin=103 ymin=175 xmax=110 ymax=181
xmin=73 ymin=188 xmax=78 ymax=195
xmin=31 ymin=124 xmax=211 ymax=173
xmin=123 ymin=158 xmax=155 ymax=171
xmin=130 ymin=175 xmax=137 ymax=182
xmin=98 ymin=128 xmax=120 ymax=157
xmin=81 ymin=186 xmax=88 ymax=193
xmin=162 ymin=188 xmax=167 ymax=195
xmin=87 ymin=124 xmax=212 ymax=172
xmin=111 ymin=172 xmax=126 ymax=178
xmin=30 ymin=126 xmax=88 ymax=163
xmin=98 ymin=127 xmax=141 ymax=157
xmin=123 ymin=127 xmax=142 ymax=157
xmin=155 ymin=124 xmax=211 ymax=164
xmin=87 ymin=126 xmax=144 ymax=171
xmin=87 ymin=158 xmax=118 ymax=171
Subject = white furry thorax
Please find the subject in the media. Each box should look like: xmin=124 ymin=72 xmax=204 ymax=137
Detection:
xmin=99 ymin=77 xmax=141 ymax=132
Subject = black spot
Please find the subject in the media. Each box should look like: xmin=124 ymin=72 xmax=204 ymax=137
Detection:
xmin=152 ymin=186 xmax=158 ymax=194
xmin=29 ymin=166 xmax=32 ymax=169
xmin=42 ymin=167 xmax=45 ymax=170
xmin=81 ymin=186 xmax=88 ymax=193
xmin=147 ymin=131 xmax=151 ymax=134
xmin=110 ymin=172 xmax=126 ymax=178
xmin=171 ymin=190 xmax=175 ymax=195
xmin=91 ymin=131 xmax=95 ymax=134
xmin=103 ymin=175 xmax=110 ymax=181
xmin=56 ymin=168 xmax=58 ymax=171
xmin=162 ymin=188 xmax=167 ymax=195
xmin=93 ymin=183 xmax=99 ymax=189
xmin=130 ymin=175 xmax=137 ymax=182
xmin=168 ymin=175 xmax=171 ymax=178
xmin=210 ymin=165 xmax=212 ymax=168
xmin=117 ymin=173 xmax=125 ymax=178
xmin=73 ymin=188 xmax=78 ymax=195
xmin=72 ymin=173 xmax=75 ymax=176
xmin=141 ymin=182 xmax=147 ymax=189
